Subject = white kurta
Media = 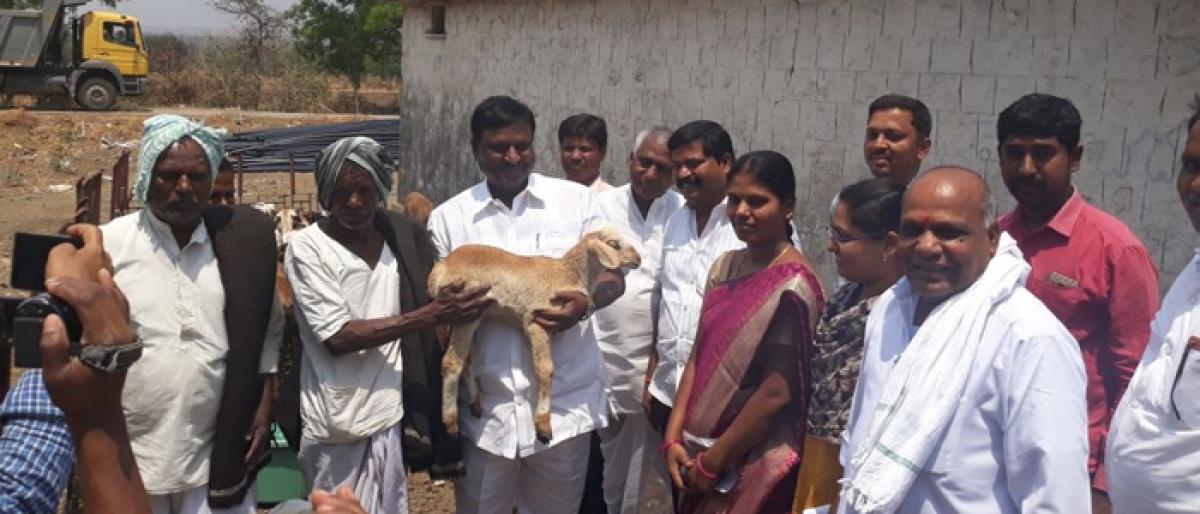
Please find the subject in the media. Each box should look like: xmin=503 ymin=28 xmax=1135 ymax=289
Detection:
xmin=285 ymin=225 xmax=405 ymax=443
xmin=648 ymin=199 xmax=744 ymax=406
xmin=1107 ymin=250 xmax=1200 ymax=513
xmin=103 ymin=210 xmax=283 ymax=495
xmin=593 ymin=184 xmax=683 ymax=414
xmin=427 ymin=173 xmax=609 ymax=458
xmin=840 ymin=281 xmax=1090 ymax=513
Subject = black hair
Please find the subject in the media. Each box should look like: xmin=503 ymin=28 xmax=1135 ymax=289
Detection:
xmin=1189 ymin=94 xmax=1200 ymax=132
xmin=868 ymin=94 xmax=933 ymax=139
xmin=470 ymin=95 xmax=536 ymax=147
xmin=836 ymin=177 xmax=905 ymax=236
xmin=667 ymin=120 xmax=734 ymax=163
xmin=729 ymin=150 xmax=796 ymax=239
xmin=218 ymin=157 xmax=233 ymax=171
xmin=996 ymin=93 xmax=1082 ymax=149
xmin=557 ymin=113 xmax=608 ymax=149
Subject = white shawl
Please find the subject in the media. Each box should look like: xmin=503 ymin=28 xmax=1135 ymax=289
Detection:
xmin=842 ymin=233 xmax=1029 ymax=513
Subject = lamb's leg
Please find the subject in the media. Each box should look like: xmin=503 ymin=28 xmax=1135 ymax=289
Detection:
xmin=441 ymin=319 xmax=481 ymax=437
xmin=525 ymin=322 xmax=555 ymax=443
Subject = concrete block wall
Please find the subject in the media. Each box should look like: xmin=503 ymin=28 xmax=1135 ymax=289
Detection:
xmin=401 ymin=0 xmax=1200 ymax=286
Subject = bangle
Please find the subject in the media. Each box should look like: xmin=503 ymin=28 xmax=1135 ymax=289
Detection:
xmin=658 ymin=438 xmax=682 ymax=457
xmin=694 ymin=452 xmax=720 ymax=481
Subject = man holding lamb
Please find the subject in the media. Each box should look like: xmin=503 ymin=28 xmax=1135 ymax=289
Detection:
xmin=427 ymin=95 xmax=626 ymax=514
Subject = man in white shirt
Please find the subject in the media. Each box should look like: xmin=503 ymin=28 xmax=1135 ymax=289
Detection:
xmin=592 ymin=126 xmax=682 ymax=513
xmin=839 ymin=167 xmax=1090 ymax=513
xmin=559 ymin=113 xmax=612 ymax=192
xmin=427 ymin=96 xmax=625 ymax=514
xmin=644 ymin=120 xmax=742 ymax=433
xmin=1105 ymin=99 xmax=1200 ymax=514
xmin=102 ymin=114 xmax=283 ymax=513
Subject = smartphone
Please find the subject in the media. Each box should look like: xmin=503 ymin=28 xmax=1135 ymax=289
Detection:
xmin=11 ymin=232 xmax=82 ymax=291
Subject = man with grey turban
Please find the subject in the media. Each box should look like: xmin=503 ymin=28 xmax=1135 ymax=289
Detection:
xmin=286 ymin=137 xmax=492 ymax=513
xmin=101 ymin=114 xmax=284 ymax=513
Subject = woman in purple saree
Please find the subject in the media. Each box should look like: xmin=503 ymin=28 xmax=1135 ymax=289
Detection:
xmin=664 ymin=151 xmax=825 ymax=514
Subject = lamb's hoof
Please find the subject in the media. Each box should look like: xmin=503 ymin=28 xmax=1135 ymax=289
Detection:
xmin=535 ymin=414 xmax=552 ymax=443
xmin=469 ymin=400 xmax=483 ymax=418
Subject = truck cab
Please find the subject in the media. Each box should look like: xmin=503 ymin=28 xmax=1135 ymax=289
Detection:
xmin=74 ymin=11 xmax=149 ymax=103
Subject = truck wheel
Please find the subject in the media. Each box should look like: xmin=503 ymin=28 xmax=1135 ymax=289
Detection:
xmin=76 ymin=78 xmax=117 ymax=110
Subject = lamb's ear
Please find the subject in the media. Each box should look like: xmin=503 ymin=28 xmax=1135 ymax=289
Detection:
xmin=588 ymin=237 xmax=623 ymax=269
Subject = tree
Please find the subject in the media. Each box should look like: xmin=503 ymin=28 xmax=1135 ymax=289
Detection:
xmin=210 ymin=0 xmax=287 ymax=69
xmin=288 ymin=0 xmax=402 ymax=112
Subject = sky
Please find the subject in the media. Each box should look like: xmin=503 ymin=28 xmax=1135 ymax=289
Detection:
xmin=110 ymin=0 xmax=298 ymax=35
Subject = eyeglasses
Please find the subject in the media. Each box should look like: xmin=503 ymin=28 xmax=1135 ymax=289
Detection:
xmin=827 ymin=226 xmax=884 ymax=244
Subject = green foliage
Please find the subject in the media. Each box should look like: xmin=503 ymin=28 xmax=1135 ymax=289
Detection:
xmin=288 ymin=0 xmax=402 ymax=90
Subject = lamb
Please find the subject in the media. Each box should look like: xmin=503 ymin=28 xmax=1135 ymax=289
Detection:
xmin=428 ymin=226 xmax=641 ymax=443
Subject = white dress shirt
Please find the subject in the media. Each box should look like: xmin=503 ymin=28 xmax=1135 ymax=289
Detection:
xmin=840 ymin=281 xmax=1090 ymax=514
xmin=427 ymin=173 xmax=609 ymax=458
xmin=1107 ymin=250 xmax=1200 ymax=513
xmin=285 ymin=225 xmax=405 ymax=444
xmin=594 ymin=184 xmax=683 ymax=415
xmin=103 ymin=210 xmax=283 ymax=494
xmin=648 ymin=200 xmax=745 ymax=406
xmin=590 ymin=178 xmax=613 ymax=193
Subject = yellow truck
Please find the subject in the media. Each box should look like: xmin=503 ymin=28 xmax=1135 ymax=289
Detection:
xmin=0 ymin=0 xmax=148 ymax=110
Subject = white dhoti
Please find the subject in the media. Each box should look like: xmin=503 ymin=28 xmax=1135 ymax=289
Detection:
xmin=148 ymin=484 xmax=257 ymax=514
xmin=454 ymin=432 xmax=591 ymax=514
xmin=298 ymin=423 xmax=409 ymax=514
xmin=597 ymin=412 xmax=670 ymax=514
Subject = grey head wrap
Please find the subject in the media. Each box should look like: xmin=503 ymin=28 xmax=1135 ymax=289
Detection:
xmin=133 ymin=114 xmax=227 ymax=203
xmin=314 ymin=136 xmax=394 ymax=210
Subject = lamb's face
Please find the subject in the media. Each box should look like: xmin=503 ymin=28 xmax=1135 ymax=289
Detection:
xmin=586 ymin=227 xmax=641 ymax=269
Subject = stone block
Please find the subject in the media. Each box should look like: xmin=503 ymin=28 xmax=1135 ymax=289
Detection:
xmin=990 ymin=0 xmax=1030 ymax=36
xmin=1102 ymin=176 xmax=1147 ymax=226
xmin=886 ymin=72 xmax=922 ymax=97
xmin=976 ymin=113 xmax=1000 ymax=162
xmin=746 ymin=5 xmax=766 ymax=39
xmin=1116 ymin=0 xmax=1159 ymax=36
xmin=961 ymin=75 xmax=996 ymax=114
xmin=1158 ymin=0 xmax=1200 ymax=36
xmin=805 ymin=140 xmax=847 ymax=179
xmin=763 ymin=68 xmax=789 ymax=100
xmin=1106 ymin=35 xmax=1159 ymax=80
xmin=816 ymin=0 xmax=852 ymax=38
xmin=801 ymin=101 xmax=839 ymax=141
xmin=1068 ymin=36 xmax=1108 ymax=80
xmin=717 ymin=38 xmax=748 ymax=68
xmin=972 ymin=38 xmax=1033 ymax=76
xmin=1031 ymin=37 xmax=1071 ymax=77
xmin=931 ymin=36 xmax=973 ymax=73
xmin=915 ymin=0 xmax=962 ymax=35
xmin=854 ymin=71 xmax=890 ymax=102
xmin=900 ymin=37 xmax=932 ymax=72
xmin=935 ymin=110 xmax=979 ymax=159
xmin=919 ymin=73 xmax=962 ymax=111
xmin=849 ymin=0 xmax=883 ymax=37
xmin=689 ymin=67 xmax=712 ymax=91
xmin=871 ymin=36 xmax=902 ymax=71
xmin=1104 ymin=79 xmax=1168 ymax=124
xmin=794 ymin=32 xmax=820 ymax=69
xmin=1027 ymin=0 xmax=1074 ymax=36
xmin=769 ymin=99 xmax=802 ymax=140
xmin=818 ymin=34 xmax=847 ymax=69
xmin=1080 ymin=121 xmax=1127 ymax=175
xmin=745 ymin=34 xmax=770 ymax=68
xmin=844 ymin=35 xmax=875 ymax=70
xmin=836 ymin=103 xmax=864 ymax=142
xmin=764 ymin=5 xmax=800 ymax=37
xmin=1164 ymin=78 xmax=1200 ymax=122
xmin=723 ymin=6 xmax=747 ymax=38
xmin=1159 ymin=36 xmax=1200 ymax=80
xmin=882 ymin=0 xmax=917 ymax=37
xmin=731 ymin=94 xmax=759 ymax=139
xmin=993 ymin=75 xmax=1037 ymax=112
xmin=1124 ymin=121 xmax=1183 ymax=183
xmin=1035 ymin=77 xmax=1107 ymax=123
xmin=768 ymin=35 xmax=798 ymax=69
xmin=754 ymin=96 xmax=780 ymax=148
xmin=789 ymin=69 xmax=820 ymax=99
xmin=737 ymin=67 xmax=765 ymax=96
xmin=711 ymin=66 xmax=738 ymax=94
xmin=961 ymin=0 xmax=992 ymax=35
xmin=1074 ymin=0 xmax=1116 ymax=36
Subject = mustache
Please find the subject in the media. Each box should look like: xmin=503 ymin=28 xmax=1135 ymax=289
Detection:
xmin=677 ymin=175 xmax=701 ymax=189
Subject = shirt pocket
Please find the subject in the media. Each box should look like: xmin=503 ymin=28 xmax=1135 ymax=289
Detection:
xmin=1029 ymin=272 xmax=1092 ymax=327
xmin=1171 ymin=350 xmax=1200 ymax=427
xmin=536 ymin=227 xmax=578 ymax=257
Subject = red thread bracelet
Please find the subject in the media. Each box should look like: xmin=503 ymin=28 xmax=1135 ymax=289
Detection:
xmin=659 ymin=438 xmax=683 ymax=457
xmin=694 ymin=452 xmax=720 ymax=481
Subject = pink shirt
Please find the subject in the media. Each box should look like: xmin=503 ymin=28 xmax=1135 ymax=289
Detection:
xmin=999 ymin=191 xmax=1159 ymax=490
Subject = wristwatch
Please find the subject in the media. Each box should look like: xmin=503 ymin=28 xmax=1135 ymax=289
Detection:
xmin=579 ymin=301 xmax=596 ymax=321
xmin=78 ymin=339 xmax=144 ymax=373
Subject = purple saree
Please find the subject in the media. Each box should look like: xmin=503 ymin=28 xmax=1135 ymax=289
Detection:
xmin=679 ymin=261 xmax=824 ymax=514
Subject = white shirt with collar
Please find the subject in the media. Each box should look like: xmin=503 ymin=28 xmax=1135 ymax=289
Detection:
xmin=1107 ymin=249 xmax=1200 ymax=513
xmin=102 ymin=210 xmax=283 ymax=495
xmin=594 ymin=184 xmax=683 ymax=415
xmin=427 ymin=173 xmax=609 ymax=458
xmin=589 ymin=177 xmax=613 ymax=193
xmin=648 ymin=199 xmax=745 ymax=406
xmin=839 ymin=279 xmax=1090 ymax=514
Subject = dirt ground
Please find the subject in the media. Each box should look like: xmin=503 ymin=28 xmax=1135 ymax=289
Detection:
xmin=0 ymin=107 xmax=457 ymax=513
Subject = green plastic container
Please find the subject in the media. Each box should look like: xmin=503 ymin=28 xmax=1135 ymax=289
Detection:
xmin=256 ymin=424 xmax=307 ymax=506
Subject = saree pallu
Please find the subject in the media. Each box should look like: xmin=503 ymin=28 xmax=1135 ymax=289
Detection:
xmin=680 ymin=261 xmax=824 ymax=514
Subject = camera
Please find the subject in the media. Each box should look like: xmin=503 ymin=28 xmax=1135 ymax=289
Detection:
xmin=8 ymin=233 xmax=83 ymax=368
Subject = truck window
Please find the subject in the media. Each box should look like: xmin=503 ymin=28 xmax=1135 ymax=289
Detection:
xmin=103 ymin=22 xmax=137 ymax=47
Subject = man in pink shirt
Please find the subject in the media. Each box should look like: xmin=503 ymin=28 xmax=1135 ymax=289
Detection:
xmin=996 ymin=93 xmax=1159 ymax=514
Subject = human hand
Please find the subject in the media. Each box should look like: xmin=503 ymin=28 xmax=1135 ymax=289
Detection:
xmin=244 ymin=397 xmax=272 ymax=464
xmin=665 ymin=443 xmax=693 ymax=491
xmin=642 ymin=386 xmax=654 ymax=418
xmin=45 ymin=224 xmax=112 ymax=282
xmin=1189 ymin=336 xmax=1200 ymax=351
xmin=533 ymin=290 xmax=589 ymax=333
xmin=431 ymin=281 xmax=493 ymax=325
xmin=310 ymin=486 xmax=368 ymax=514
xmin=684 ymin=453 xmax=719 ymax=494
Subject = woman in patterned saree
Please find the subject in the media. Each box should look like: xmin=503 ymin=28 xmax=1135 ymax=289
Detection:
xmin=791 ymin=178 xmax=905 ymax=514
xmin=663 ymin=150 xmax=825 ymax=513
